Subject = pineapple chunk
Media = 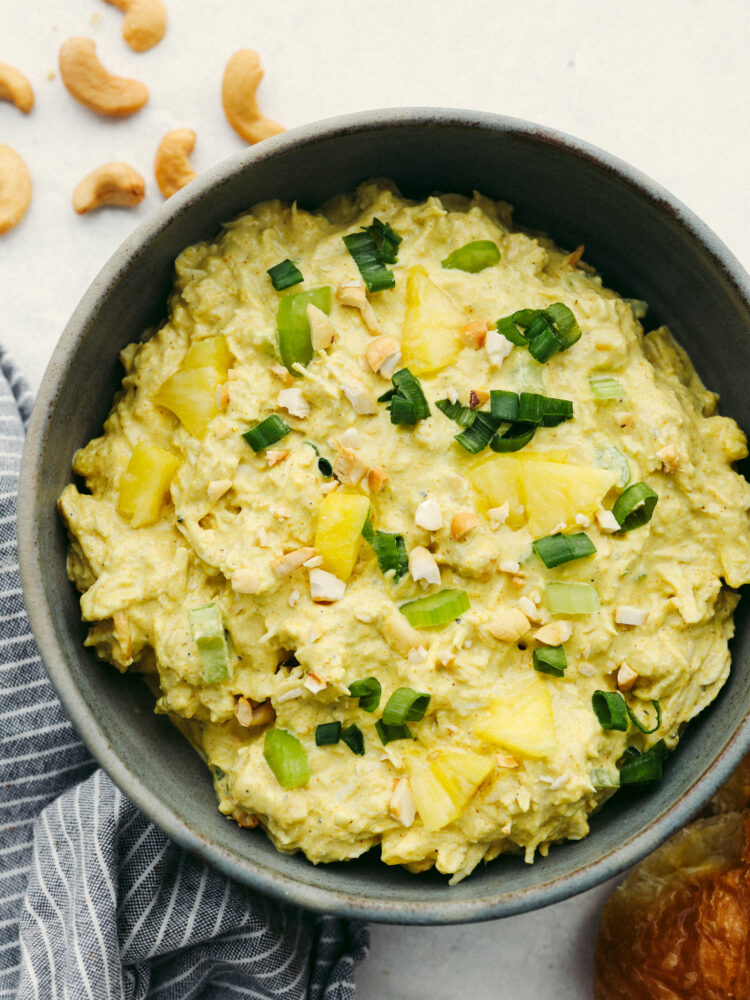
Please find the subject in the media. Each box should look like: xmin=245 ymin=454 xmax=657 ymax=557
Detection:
xmin=117 ymin=442 xmax=180 ymax=528
xmin=401 ymin=746 xmax=494 ymax=831
xmin=153 ymin=336 xmax=231 ymax=439
xmin=314 ymin=491 xmax=370 ymax=581
xmin=467 ymin=455 xmax=617 ymax=536
xmin=474 ymin=676 xmax=558 ymax=759
xmin=400 ymin=266 xmax=466 ymax=375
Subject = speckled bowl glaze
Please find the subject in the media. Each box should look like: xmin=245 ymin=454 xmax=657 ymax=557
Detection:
xmin=18 ymin=109 xmax=750 ymax=924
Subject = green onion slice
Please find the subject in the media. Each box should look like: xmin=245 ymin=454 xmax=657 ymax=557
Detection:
xmin=363 ymin=217 xmax=402 ymax=264
xmin=242 ymin=414 xmax=291 ymax=452
xmin=495 ymin=303 xmax=581 ymax=363
xmin=267 ymin=258 xmax=303 ymax=291
xmin=626 ymin=699 xmax=662 ymax=735
xmin=490 ymin=390 xmax=520 ymax=421
xmin=619 ymin=739 xmax=668 ymax=785
xmin=382 ymin=687 xmax=431 ymax=726
xmin=343 ymin=231 xmax=395 ymax=292
xmin=361 ymin=514 xmax=409 ymax=581
xmin=612 ymin=482 xmax=658 ymax=532
xmin=489 ymin=422 xmax=537 ymax=453
xmin=277 ymin=286 xmax=332 ymax=371
xmin=390 ymin=368 xmax=430 ymax=422
xmin=544 ymin=303 xmax=582 ymax=350
xmin=591 ymin=767 xmax=620 ymax=790
xmin=455 ymin=411 xmax=502 ymax=453
xmin=341 ymin=723 xmax=366 ymax=756
xmin=263 ymin=729 xmax=310 ymax=788
xmin=545 ymin=581 xmax=600 ymax=616
xmin=375 ymin=719 xmax=413 ymax=745
xmin=441 ymin=239 xmax=501 ymax=273
xmin=496 ymin=312 xmax=534 ymax=347
xmin=315 ymin=721 xmax=342 ymax=746
xmin=400 ymin=589 xmax=470 ymax=628
xmin=589 ymin=375 xmax=625 ymax=400
xmin=533 ymin=644 xmax=567 ymax=677
xmin=532 ymin=532 xmax=596 ymax=569
xmin=348 ymin=676 xmax=382 ymax=713
xmin=435 ymin=398 xmax=477 ymax=428
xmin=592 ymin=690 xmax=629 ymax=731
xmin=187 ymin=603 xmax=230 ymax=684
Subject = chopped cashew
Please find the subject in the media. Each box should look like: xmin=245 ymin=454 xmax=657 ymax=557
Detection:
xmin=272 ymin=547 xmax=318 ymax=580
xmin=656 ymin=444 xmax=680 ymax=472
xmin=309 ymin=568 xmax=346 ymax=602
xmin=487 ymin=608 xmax=530 ymax=642
xmin=332 ymin=445 xmax=369 ymax=487
xmin=616 ymin=663 xmax=639 ymax=691
xmin=409 ymin=546 xmax=441 ymax=586
xmin=265 ymin=449 xmax=289 ymax=468
xmin=303 ymin=671 xmax=328 ymax=694
xmin=575 ymin=512 xmax=592 ymax=527
xmin=380 ymin=610 xmax=424 ymax=655
xmin=495 ymin=753 xmax=519 ymax=769
xmin=615 ymin=411 xmax=634 ymax=429
xmin=365 ymin=336 xmax=401 ymax=376
xmin=270 ymin=361 xmax=293 ymax=385
xmin=0 ymin=144 xmax=32 ymax=235
xmin=615 ymin=606 xmax=648 ymax=626
xmin=487 ymin=502 xmax=510 ymax=527
xmin=596 ymin=509 xmax=621 ymax=533
xmin=518 ymin=595 xmax=543 ymax=622
xmin=231 ymin=568 xmax=262 ymax=594
xmin=485 ymin=330 xmax=514 ymax=368
xmin=235 ymin=697 xmax=275 ymax=727
xmin=451 ymin=511 xmax=481 ymax=540
xmin=389 ymin=778 xmax=416 ymax=827
xmin=72 ymin=162 xmax=145 ymax=214
xmin=414 ymin=497 xmax=443 ymax=531
xmin=336 ymin=279 xmax=382 ymax=333
xmin=458 ymin=319 xmax=489 ymax=349
xmin=307 ymin=304 xmax=335 ymax=351
xmin=277 ymin=387 xmax=310 ymax=418
xmin=59 ymin=37 xmax=148 ymax=116
xmin=341 ymin=376 xmax=377 ymax=415
xmin=339 ymin=427 xmax=361 ymax=449
xmin=207 ymin=478 xmax=232 ymax=501
xmin=0 ymin=63 xmax=34 ymax=113
xmin=102 ymin=0 xmax=167 ymax=51
xmin=221 ymin=49 xmax=284 ymax=144
xmin=469 ymin=389 xmax=490 ymax=408
xmin=367 ymin=466 xmax=388 ymax=493
xmin=154 ymin=128 xmax=197 ymax=198
xmin=534 ymin=621 xmax=573 ymax=645
xmin=232 ymin=810 xmax=259 ymax=829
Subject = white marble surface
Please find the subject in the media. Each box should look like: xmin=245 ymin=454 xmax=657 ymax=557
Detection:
xmin=4 ymin=1 xmax=749 ymax=996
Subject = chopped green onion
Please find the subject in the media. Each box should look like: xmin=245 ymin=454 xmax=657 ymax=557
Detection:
xmin=348 ymin=676 xmax=382 ymax=713
xmin=277 ymin=286 xmax=332 ymax=371
xmin=489 ymin=390 xmax=520 ymax=421
xmin=341 ymin=723 xmax=365 ymax=756
xmin=455 ymin=411 xmax=502 ymax=453
xmin=187 ymin=603 xmax=230 ymax=684
xmin=435 ymin=398 xmax=477 ymax=428
xmin=545 ymin=581 xmax=600 ymax=616
xmin=544 ymin=303 xmax=582 ymax=350
xmin=343 ymin=231 xmax=395 ymax=292
xmin=619 ymin=739 xmax=668 ymax=785
xmin=267 ymin=258 xmax=303 ymax=291
xmin=495 ymin=303 xmax=581 ymax=363
xmin=242 ymin=414 xmax=291 ymax=452
xmin=612 ymin=482 xmax=658 ymax=532
xmin=592 ymin=690 xmax=629 ymax=731
xmin=441 ymin=240 xmax=501 ymax=273
xmin=361 ymin=514 xmax=409 ymax=581
xmin=533 ymin=644 xmax=567 ymax=677
xmin=315 ymin=721 xmax=342 ymax=746
xmin=263 ymin=729 xmax=310 ymax=788
xmin=363 ymin=218 xmax=402 ymax=264
xmin=382 ymin=687 xmax=431 ymax=726
xmin=591 ymin=767 xmax=620 ymax=790
xmin=400 ymin=589 xmax=470 ymax=628
xmin=304 ymin=441 xmax=333 ymax=478
xmin=489 ymin=422 xmax=537 ymax=453
xmin=388 ymin=368 xmax=430 ymax=424
xmin=589 ymin=375 xmax=625 ymax=400
xmin=626 ymin=699 xmax=662 ymax=735
xmin=595 ymin=445 xmax=631 ymax=488
xmin=496 ymin=312 xmax=534 ymax=347
xmin=375 ymin=719 xmax=413 ymax=745
xmin=532 ymin=532 xmax=596 ymax=569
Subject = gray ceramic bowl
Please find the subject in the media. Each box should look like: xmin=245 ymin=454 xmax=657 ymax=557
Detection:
xmin=19 ymin=108 xmax=750 ymax=924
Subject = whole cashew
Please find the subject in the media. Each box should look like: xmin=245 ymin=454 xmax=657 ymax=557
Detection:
xmin=73 ymin=162 xmax=145 ymax=214
xmin=102 ymin=0 xmax=167 ymax=52
xmin=0 ymin=145 xmax=32 ymax=235
xmin=0 ymin=63 xmax=34 ymax=113
xmin=221 ymin=49 xmax=284 ymax=144
xmin=154 ymin=128 xmax=197 ymax=198
xmin=59 ymin=37 xmax=148 ymax=117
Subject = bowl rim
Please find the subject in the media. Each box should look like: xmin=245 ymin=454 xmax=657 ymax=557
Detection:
xmin=19 ymin=106 xmax=750 ymax=924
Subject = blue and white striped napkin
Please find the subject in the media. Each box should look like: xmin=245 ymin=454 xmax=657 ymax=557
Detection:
xmin=0 ymin=350 xmax=368 ymax=999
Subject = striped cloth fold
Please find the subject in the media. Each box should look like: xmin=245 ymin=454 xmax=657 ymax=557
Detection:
xmin=0 ymin=349 xmax=368 ymax=999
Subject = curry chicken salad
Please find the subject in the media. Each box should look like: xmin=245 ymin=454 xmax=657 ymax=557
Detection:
xmin=59 ymin=181 xmax=750 ymax=882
